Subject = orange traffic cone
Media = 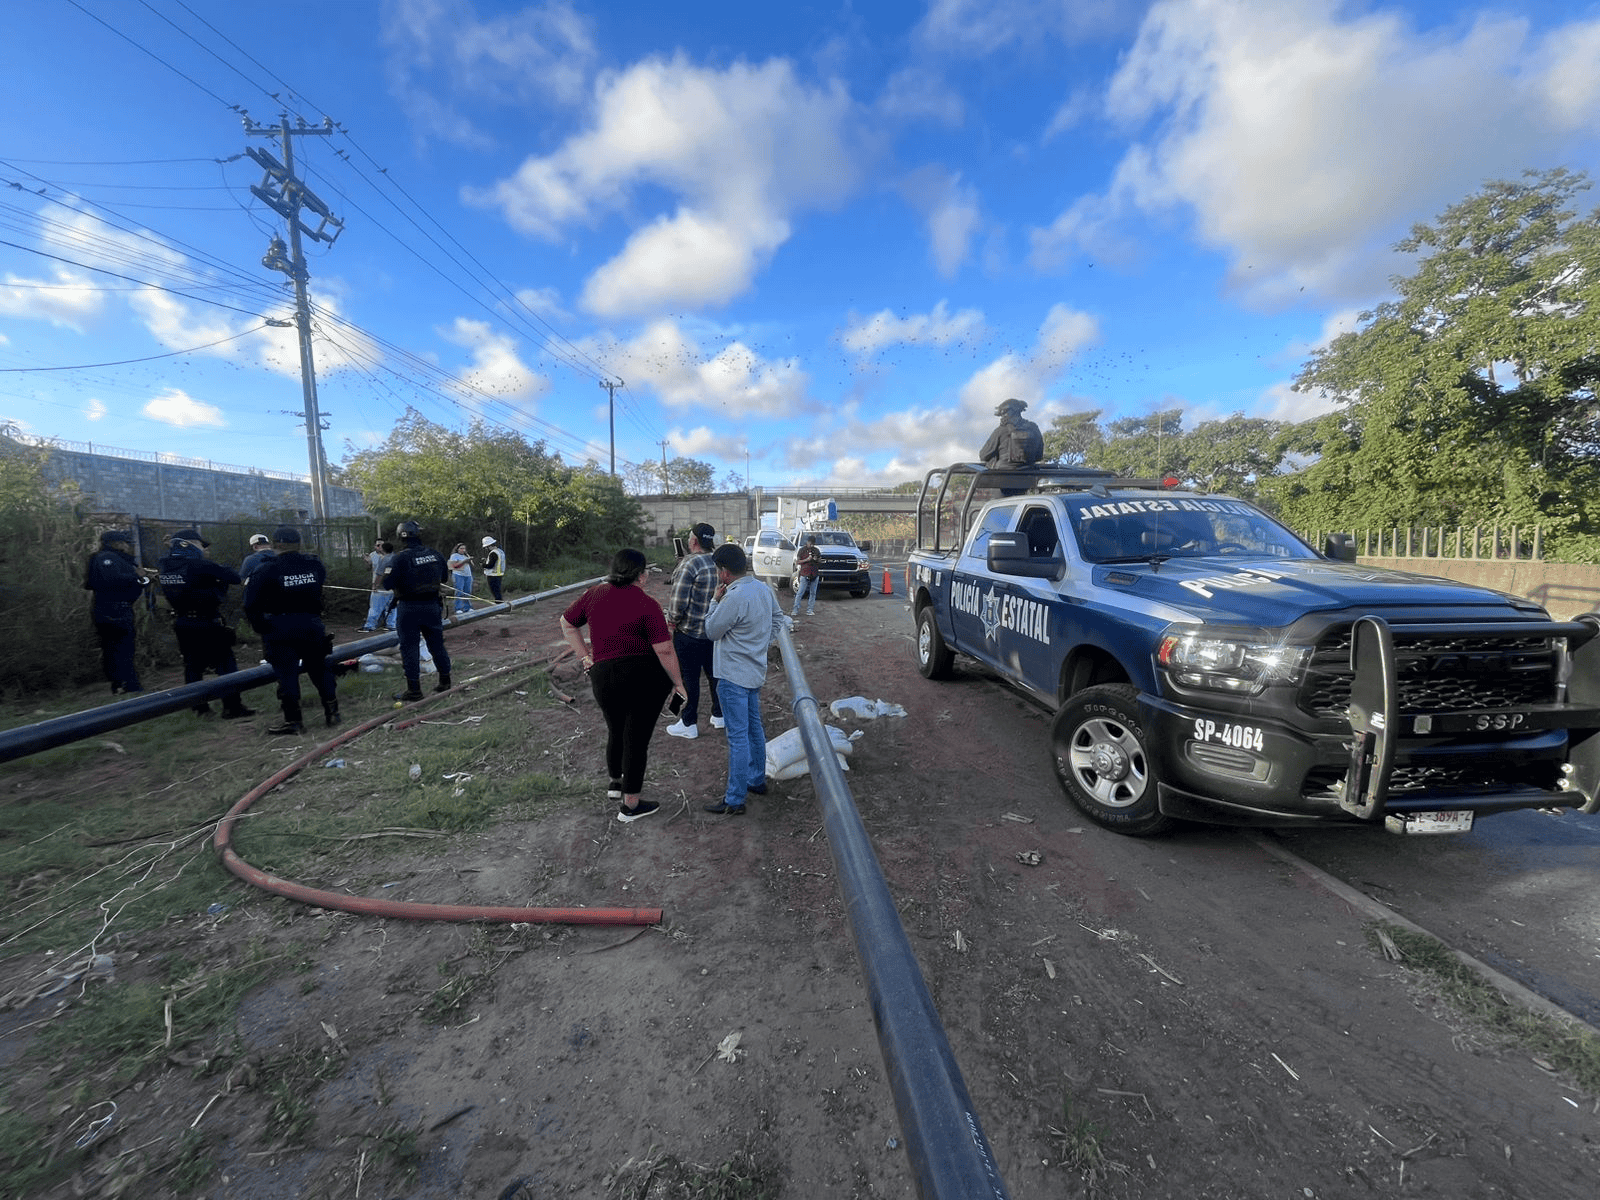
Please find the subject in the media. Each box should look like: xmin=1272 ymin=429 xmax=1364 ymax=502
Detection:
xmin=881 ymin=566 xmax=893 ymax=595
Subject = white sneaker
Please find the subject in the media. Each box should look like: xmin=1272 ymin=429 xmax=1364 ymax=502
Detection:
xmin=710 ymin=715 xmax=726 ymax=730
xmin=666 ymin=720 xmax=698 ymax=739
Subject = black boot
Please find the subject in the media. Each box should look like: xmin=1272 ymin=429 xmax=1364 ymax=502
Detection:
xmin=323 ymin=699 xmax=341 ymax=728
xmin=394 ymin=683 xmax=424 ymax=703
xmin=434 ymin=672 xmax=453 ymax=694
xmin=193 ymin=702 xmax=214 ymax=717
xmin=267 ymin=700 xmax=303 ymax=735
xmin=222 ymin=697 xmax=255 ymax=719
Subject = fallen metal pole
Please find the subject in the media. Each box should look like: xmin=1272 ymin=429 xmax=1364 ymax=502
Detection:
xmin=0 ymin=578 xmax=599 ymax=765
xmin=775 ymin=623 xmax=1011 ymax=1199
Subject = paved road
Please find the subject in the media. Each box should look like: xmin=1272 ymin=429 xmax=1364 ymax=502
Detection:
xmin=1272 ymin=807 xmax=1600 ymax=1026
xmin=888 ymin=576 xmax=1600 ymax=1030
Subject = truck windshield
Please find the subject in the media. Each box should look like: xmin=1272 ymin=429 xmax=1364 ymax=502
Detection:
xmin=810 ymin=531 xmax=856 ymax=546
xmin=1067 ymin=496 xmax=1317 ymax=563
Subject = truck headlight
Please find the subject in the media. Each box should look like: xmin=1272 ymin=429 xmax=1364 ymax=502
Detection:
xmin=1158 ymin=627 xmax=1310 ymax=694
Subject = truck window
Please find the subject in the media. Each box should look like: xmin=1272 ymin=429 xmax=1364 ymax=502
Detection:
xmin=963 ymin=504 xmax=1018 ymax=560
xmin=1018 ymin=506 xmax=1059 ymax=558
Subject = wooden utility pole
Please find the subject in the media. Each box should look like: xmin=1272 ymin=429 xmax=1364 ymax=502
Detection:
xmin=599 ymin=378 xmax=623 ymax=476
xmin=245 ymin=115 xmax=343 ymax=521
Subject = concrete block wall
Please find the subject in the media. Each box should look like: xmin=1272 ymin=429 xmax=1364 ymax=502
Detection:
xmin=44 ymin=447 xmax=367 ymax=520
xmin=636 ymin=493 xmax=757 ymax=547
xmin=1360 ymin=557 xmax=1600 ymax=621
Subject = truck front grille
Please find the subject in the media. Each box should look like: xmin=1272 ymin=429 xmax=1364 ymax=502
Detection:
xmin=1298 ymin=628 xmax=1559 ymax=719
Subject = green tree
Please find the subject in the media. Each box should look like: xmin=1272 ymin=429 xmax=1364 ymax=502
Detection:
xmin=1042 ymin=410 xmax=1104 ymax=466
xmin=1088 ymin=408 xmax=1189 ymax=480
xmin=621 ymin=455 xmax=717 ymax=496
xmin=1184 ymin=414 xmax=1296 ymax=499
xmin=1283 ymin=168 xmax=1600 ymax=552
xmin=342 ymin=410 xmax=646 ymax=564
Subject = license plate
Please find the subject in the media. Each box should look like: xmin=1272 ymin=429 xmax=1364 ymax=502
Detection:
xmin=1385 ymin=810 xmax=1473 ymax=835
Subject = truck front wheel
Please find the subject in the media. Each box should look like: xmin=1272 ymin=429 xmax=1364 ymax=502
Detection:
xmin=915 ymin=605 xmax=954 ymax=680
xmin=1050 ymin=685 xmax=1173 ymax=836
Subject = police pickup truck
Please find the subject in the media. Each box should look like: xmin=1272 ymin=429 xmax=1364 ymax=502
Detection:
xmin=907 ymin=461 xmax=1600 ymax=837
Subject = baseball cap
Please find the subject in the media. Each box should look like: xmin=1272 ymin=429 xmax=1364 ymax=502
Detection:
xmin=249 ymin=533 xmax=270 ymax=546
xmin=172 ymin=528 xmax=210 ymax=547
xmin=272 ymin=526 xmax=302 ymax=544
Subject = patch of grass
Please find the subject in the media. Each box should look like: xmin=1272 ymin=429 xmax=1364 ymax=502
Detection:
xmin=167 ymin=1128 xmax=216 ymax=1194
xmin=230 ymin=681 xmax=584 ymax=882
xmin=1048 ymin=1093 xmax=1106 ymax=1179
xmin=366 ymin=1119 xmax=424 ymax=1183
xmin=0 ymin=1105 xmax=76 ymax=1198
xmin=253 ymin=1038 xmax=347 ymax=1145
xmin=420 ymin=960 xmax=495 ymax=1025
xmin=1366 ymin=920 xmax=1600 ymax=1094
xmin=610 ymin=1146 xmax=781 ymax=1199
xmin=36 ymin=941 xmax=288 ymax=1080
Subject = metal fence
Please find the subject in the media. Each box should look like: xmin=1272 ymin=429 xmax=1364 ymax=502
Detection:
xmin=1300 ymin=524 xmax=1544 ymax=561
xmin=118 ymin=516 xmax=381 ymax=568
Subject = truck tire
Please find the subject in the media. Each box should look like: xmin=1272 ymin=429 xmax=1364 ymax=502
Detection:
xmin=850 ymin=585 xmax=870 ymax=598
xmin=1050 ymin=685 xmax=1173 ymax=836
xmin=915 ymin=605 xmax=954 ymax=680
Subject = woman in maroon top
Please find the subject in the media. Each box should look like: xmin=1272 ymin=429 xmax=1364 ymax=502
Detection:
xmin=560 ymin=548 xmax=687 ymax=822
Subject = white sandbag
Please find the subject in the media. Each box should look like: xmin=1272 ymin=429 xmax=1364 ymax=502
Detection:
xmin=829 ymin=696 xmax=908 ymax=719
xmin=772 ymin=752 xmax=850 ymax=781
xmin=830 ymin=695 xmax=876 ymax=719
xmin=766 ymin=724 xmax=854 ymax=779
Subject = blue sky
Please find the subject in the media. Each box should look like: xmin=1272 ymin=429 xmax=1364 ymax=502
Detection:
xmin=2 ymin=0 xmax=1598 ymax=491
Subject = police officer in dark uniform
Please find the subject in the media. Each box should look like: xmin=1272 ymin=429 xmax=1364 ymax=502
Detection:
xmin=243 ymin=526 xmax=339 ymax=735
xmin=381 ymin=520 xmax=453 ymax=702
xmin=980 ymin=398 xmax=1045 ymax=468
xmin=157 ymin=529 xmax=255 ymax=719
xmin=83 ymin=529 xmax=150 ymax=695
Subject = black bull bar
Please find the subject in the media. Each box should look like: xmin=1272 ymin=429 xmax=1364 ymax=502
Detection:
xmin=1342 ymin=613 xmax=1600 ymax=819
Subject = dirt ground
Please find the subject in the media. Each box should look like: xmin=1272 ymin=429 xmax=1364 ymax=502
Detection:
xmin=6 ymin=571 xmax=1600 ymax=1198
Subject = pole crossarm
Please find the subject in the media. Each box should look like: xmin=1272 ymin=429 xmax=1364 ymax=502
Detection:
xmin=243 ymin=115 xmax=342 ymax=521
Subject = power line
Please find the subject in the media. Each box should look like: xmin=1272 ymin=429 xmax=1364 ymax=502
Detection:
xmin=0 ymin=324 xmax=269 ymax=372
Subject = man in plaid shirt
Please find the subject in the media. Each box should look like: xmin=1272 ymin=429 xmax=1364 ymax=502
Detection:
xmin=666 ymin=522 xmax=724 ymax=739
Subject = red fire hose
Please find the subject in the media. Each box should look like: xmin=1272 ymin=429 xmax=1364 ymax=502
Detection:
xmin=212 ymin=670 xmax=661 ymax=927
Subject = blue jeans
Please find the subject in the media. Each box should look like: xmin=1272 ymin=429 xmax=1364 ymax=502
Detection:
xmin=719 ymin=680 xmax=767 ymax=806
xmin=791 ymin=574 xmax=818 ymax=614
xmin=452 ymin=573 xmax=472 ymax=613
xmin=364 ymin=591 xmax=396 ymax=630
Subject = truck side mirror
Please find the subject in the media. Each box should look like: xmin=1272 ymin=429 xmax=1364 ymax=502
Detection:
xmin=858 ymin=540 xmax=872 ymax=554
xmin=1324 ymin=533 xmax=1357 ymax=563
xmin=987 ymin=531 xmax=1065 ymax=581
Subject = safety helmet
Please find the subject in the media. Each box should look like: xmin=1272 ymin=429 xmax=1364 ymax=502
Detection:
xmin=396 ymin=520 xmax=422 ymax=541
xmin=481 ymin=535 xmax=496 ymax=548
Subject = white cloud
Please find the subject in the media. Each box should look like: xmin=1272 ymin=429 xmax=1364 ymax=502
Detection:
xmin=143 ymin=388 xmax=225 ymax=428
xmin=85 ymin=398 xmax=106 ymax=422
xmin=1038 ymin=0 xmax=1600 ymax=305
xmin=899 ymin=165 xmax=984 ymax=276
xmin=669 ymin=425 xmax=723 ymax=457
xmin=382 ymin=0 xmax=597 ymax=146
xmin=0 ymin=267 xmax=105 ymax=331
xmin=441 ymin=318 xmax=550 ymax=409
xmin=914 ymin=0 xmax=1135 ymax=54
xmin=877 ymin=66 xmax=964 ymax=125
xmin=595 ymin=318 xmax=811 ymax=418
xmin=1537 ymin=21 xmax=1600 ymax=130
xmin=840 ymin=300 xmax=986 ymax=357
xmin=781 ymin=303 xmax=1101 ymax=482
xmin=1261 ymin=378 xmax=1339 ymax=424
xmin=470 ymin=54 xmax=864 ymax=316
